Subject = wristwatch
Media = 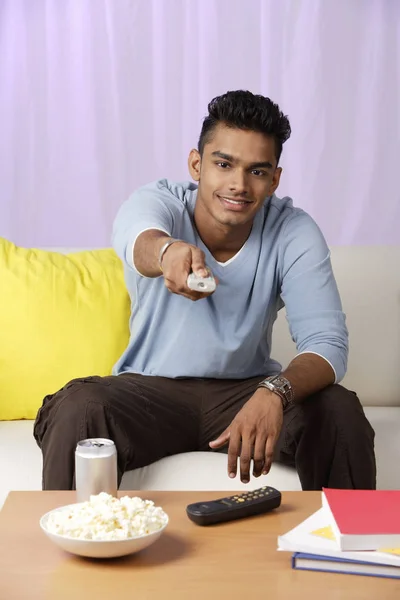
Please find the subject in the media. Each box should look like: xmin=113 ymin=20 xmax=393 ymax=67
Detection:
xmin=257 ymin=374 xmax=294 ymax=410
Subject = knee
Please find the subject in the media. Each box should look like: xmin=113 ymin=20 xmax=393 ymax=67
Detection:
xmin=35 ymin=377 xmax=111 ymax=441
xmin=304 ymin=384 xmax=371 ymax=429
xmin=59 ymin=377 xmax=110 ymax=410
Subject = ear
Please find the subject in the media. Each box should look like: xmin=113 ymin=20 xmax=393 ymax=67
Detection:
xmin=188 ymin=149 xmax=201 ymax=182
xmin=268 ymin=166 xmax=282 ymax=195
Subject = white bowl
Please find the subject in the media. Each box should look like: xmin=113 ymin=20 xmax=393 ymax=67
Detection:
xmin=40 ymin=502 xmax=169 ymax=559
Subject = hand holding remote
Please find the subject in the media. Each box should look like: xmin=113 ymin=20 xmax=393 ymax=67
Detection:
xmin=160 ymin=240 xmax=217 ymax=301
xmin=187 ymin=270 xmax=216 ymax=293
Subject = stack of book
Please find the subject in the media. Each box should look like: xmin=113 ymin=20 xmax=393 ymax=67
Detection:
xmin=278 ymin=489 xmax=400 ymax=579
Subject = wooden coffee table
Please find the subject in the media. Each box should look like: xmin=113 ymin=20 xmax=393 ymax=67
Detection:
xmin=0 ymin=491 xmax=399 ymax=599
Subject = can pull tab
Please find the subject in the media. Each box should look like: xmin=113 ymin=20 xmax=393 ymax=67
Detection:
xmin=91 ymin=442 xmax=105 ymax=448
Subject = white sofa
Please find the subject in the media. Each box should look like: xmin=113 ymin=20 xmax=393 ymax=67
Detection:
xmin=1 ymin=246 xmax=399 ymax=508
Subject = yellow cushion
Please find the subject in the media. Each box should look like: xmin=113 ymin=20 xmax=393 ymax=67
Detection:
xmin=0 ymin=238 xmax=130 ymax=420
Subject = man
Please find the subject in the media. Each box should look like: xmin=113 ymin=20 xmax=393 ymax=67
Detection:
xmin=34 ymin=90 xmax=376 ymax=490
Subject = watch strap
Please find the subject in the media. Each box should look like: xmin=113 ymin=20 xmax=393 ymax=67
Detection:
xmin=258 ymin=375 xmax=294 ymax=409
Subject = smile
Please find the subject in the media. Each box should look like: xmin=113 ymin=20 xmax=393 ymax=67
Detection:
xmin=217 ymin=195 xmax=253 ymax=211
xmin=223 ymin=198 xmax=248 ymax=205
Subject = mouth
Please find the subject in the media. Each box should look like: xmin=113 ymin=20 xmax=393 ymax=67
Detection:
xmin=217 ymin=195 xmax=253 ymax=212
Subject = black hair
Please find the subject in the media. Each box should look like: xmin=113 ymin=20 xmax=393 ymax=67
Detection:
xmin=198 ymin=90 xmax=291 ymax=163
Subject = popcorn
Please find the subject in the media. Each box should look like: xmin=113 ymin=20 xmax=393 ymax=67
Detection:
xmin=45 ymin=492 xmax=168 ymax=540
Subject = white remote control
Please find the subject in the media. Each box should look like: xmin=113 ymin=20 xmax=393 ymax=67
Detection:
xmin=187 ymin=271 xmax=216 ymax=293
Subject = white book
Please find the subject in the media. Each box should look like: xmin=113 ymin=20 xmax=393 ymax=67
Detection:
xmin=278 ymin=508 xmax=400 ymax=569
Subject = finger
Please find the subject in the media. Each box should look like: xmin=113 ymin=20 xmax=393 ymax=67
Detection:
xmin=183 ymin=288 xmax=214 ymax=301
xmin=227 ymin=429 xmax=241 ymax=478
xmin=164 ymin=279 xmax=207 ymax=301
xmin=209 ymin=429 xmax=230 ymax=449
xmin=239 ymin=432 xmax=254 ymax=484
xmin=184 ymin=292 xmax=212 ymax=302
xmin=190 ymin=248 xmax=208 ymax=277
xmin=252 ymin=433 xmax=268 ymax=477
xmin=164 ymin=284 xmax=193 ymax=301
xmin=162 ymin=246 xmax=194 ymax=291
xmin=263 ymin=435 xmax=277 ymax=475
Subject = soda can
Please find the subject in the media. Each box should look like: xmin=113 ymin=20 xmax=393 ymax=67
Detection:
xmin=75 ymin=438 xmax=118 ymax=503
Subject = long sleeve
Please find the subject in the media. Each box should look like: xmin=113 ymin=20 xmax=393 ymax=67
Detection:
xmin=111 ymin=179 xmax=180 ymax=271
xmin=279 ymin=210 xmax=348 ymax=382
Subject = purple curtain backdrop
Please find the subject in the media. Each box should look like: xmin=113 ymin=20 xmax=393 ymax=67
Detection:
xmin=0 ymin=0 xmax=399 ymax=248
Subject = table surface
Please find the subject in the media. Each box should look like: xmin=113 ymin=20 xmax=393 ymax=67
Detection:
xmin=0 ymin=490 xmax=399 ymax=600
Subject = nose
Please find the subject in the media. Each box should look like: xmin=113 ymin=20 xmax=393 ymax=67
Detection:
xmin=228 ymin=168 xmax=248 ymax=195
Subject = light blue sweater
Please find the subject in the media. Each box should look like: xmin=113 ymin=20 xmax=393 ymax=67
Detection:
xmin=112 ymin=179 xmax=348 ymax=382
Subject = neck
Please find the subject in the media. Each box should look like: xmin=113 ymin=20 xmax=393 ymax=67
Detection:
xmin=193 ymin=198 xmax=253 ymax=260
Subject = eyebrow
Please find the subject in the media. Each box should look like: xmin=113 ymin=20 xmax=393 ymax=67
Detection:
xmin=211 ymin=151 xmax=274 ymax=170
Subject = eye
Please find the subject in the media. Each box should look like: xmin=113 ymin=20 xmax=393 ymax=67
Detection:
xmin=251 ymin=169 xmax=267 ymax=177
xmin=216 ymin=162 xmax=230 ymax=169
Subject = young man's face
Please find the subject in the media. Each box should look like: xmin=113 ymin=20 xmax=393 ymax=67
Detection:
xmin=188 ymin=124 xmax=282 ymax=229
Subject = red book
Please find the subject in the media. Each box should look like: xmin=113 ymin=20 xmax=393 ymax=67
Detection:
xmin=322 ymin=488 xmax=400 ymax=551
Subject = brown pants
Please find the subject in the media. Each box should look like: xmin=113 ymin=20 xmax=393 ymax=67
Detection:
xmin=33 ymin=374 xmax=376 ymax=491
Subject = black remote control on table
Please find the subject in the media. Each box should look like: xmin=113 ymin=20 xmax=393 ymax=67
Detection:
xmin=186 ymin=486 xmax=281 ymax=526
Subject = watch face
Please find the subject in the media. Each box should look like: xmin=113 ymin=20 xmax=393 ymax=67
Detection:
xmin=264 ymin=376 xmax=293 ymax=404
